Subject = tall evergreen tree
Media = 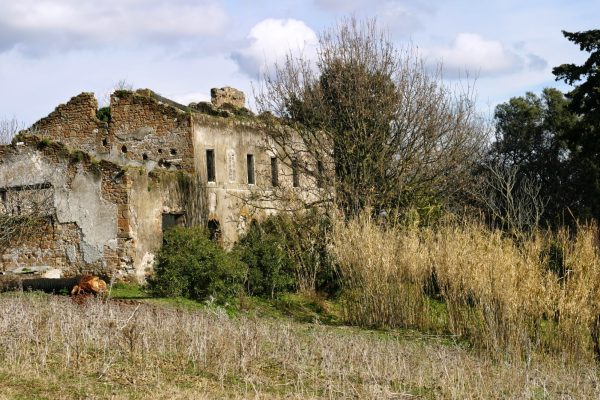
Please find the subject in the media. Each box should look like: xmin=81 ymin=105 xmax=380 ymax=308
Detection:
xmin=553 ymin=29 xmax=600 ymax=220
xmin=491 ymin=88 xmax=576 ymax=226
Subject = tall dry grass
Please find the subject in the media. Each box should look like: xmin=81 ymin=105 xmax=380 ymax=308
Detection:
xmin=332 ymin=213 xmax=600 ymax=362
xmin=1 ymin=293 xmax=600 ymax=399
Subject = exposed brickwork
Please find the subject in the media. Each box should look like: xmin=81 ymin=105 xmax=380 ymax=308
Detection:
xmin=0 ymin=137 xmax=131 ymax=276
xmin=1 ymin=86 xmax=277 ymax=278
xmin=0 ymin=220 xmax=118 ymax=275
xmin=2 ymin=220 xmax=82 ymax=271
xmin=109 ymin=90 xmax=195 ymax=171
xmin=31 ymin=93 xmax=109 ymax=154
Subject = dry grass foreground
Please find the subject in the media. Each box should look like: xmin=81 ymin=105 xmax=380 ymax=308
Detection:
xmin=0 ymin=293 xmax=599 ymax=399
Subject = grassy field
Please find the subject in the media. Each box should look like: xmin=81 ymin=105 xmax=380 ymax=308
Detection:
xmin=1 ymin=288 xmax=599 ymax=399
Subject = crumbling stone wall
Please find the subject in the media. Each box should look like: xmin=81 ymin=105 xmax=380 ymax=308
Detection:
xmin=1 ymin=220 xmax=105 ymax=273
xmin=4 ymin=86 xmax=299 ymax=277
xmin=31 ymin=93 xmax=109 ymax=155
xmin=28 ymin=90 xmax=197 ymax=174
xmin=109 ymin=90 xmax=195 ymax=171
xmin=211 ymin=87 xmax=246 ymax=109
xmin=125 ymin=169 xmax=202 ymax=280
xmin=0 ymin=138 xmax=129 ymax=276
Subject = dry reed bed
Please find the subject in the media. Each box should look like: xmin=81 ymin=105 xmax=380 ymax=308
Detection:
xmin=1 ymin=294 xmax=598 ymax=399
xmin=333 ymin=215 xmax=600 ymax=362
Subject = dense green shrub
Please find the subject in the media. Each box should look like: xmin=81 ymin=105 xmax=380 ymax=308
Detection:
xmin=96 ymin=107 xmax=111 ymax=123
xmin=234 ymin=219 xmax=296 ymax=298
xmin=235 ymin=212 xmax=340 ymax=298
xmin=286 ymin=211 xmax=339 ymax=296
xmin=148 ymin=227 xmax=246 ymax=302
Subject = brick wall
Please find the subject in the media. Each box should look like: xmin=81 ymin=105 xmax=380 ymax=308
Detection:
xmin=109 ymin=91 xmax=195 ymax=172
xmin=0 ymin=138 xmax=131 ymax=276
xmin=31 ymin=93 xmax=109 ymax=154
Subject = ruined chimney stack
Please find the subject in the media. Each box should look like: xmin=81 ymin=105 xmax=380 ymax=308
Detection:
xmin=210 ymin=87 xmax=245 ymax=109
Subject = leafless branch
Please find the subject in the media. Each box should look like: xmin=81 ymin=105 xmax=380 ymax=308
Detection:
xmin=472 ymin=162 xmax=548 ymax=233
xmin=0 ymin=118 xmax=21 ymax=145
xmin=254 ymin=17 xmax=487 ymax=217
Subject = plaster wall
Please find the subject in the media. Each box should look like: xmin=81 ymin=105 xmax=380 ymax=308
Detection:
xmin=192 ymin=117 xmax=285 ymax=244
xmin=0 ymin=143 xmax=123 ymax=275
xmin=126 ymin=171 xmax=165 ymax=281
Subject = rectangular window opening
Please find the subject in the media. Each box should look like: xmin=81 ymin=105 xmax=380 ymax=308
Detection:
xmin=206 ymin=149 xmax=216 ymax=182
xmin=247 ymin=154 xmax=255 ymax=185
xmin=162 ymin=213 xmax=186 ymax=231
xmin=270 ymin=157 xmax=279 ymax=187
xmin=292 ymin=158 xmax=300 ymax=188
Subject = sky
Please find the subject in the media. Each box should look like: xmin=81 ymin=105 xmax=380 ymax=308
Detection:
xmin=0 ymin=0 xmax=597 ymax=126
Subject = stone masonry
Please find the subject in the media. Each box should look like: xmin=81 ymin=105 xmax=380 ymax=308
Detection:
xmin=0 ymin=87 xmax=303 ymax=280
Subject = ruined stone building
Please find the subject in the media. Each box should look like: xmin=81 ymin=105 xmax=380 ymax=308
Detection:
xmin=0 ymin=88 xmax=304 ymax=280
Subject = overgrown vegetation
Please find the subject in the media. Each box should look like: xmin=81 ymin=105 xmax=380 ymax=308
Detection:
xmin=332 ymin=213 xmax=600 ymax=362
xmin=149 ymin=206 xmax=600 ymax=364
xmin=96 ymin=106 xmax=111 ymax=123
xmin=3 ymin=293 xmax=600 ymax=399
xmin=234 ymin=218 xmax=296 ymax=298
xmin=4 ymin=20 xmax=600 ymax=399
xmin=256 ymin=18 xmax=486 ymax=217
xmin=234 ymin=212 xmax=338 ymax=296
xmin=146 ymin=25 xmax=600 ymax=366
xmin=147 ymin=227 xmax=246 ymax=302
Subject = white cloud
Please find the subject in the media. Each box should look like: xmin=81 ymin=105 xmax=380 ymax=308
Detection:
xmin=0 ymin=0 xmax=227 ymax=53
xmin=379 ymin=2 xmax=424 ymax=35
xmin=232 ymin=18 xmax=318 ymax=78
xmin=314 ymin=0 xmax=441 ymax=36
xmin=426 ymin=33 xmax=525 ymax=78
xmin=313 ymin=0 xmax=365 ymax=12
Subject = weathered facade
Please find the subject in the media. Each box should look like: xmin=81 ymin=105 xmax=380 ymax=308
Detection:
xmin=0 ymin=87 xmax=297 ymax=280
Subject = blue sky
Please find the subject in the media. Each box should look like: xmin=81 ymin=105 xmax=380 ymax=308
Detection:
xmin=0 ymin=0 xmax=597 ymax=125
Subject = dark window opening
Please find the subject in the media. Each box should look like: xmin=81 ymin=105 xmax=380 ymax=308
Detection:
xmin=270 ymin=157 xmax=278 ymax=187
xmin=292 ymin=158 xmax=300 ymax=188
xmin=208 ymin=219 xmax=221 ymax=241
xmin=247 ymin=154 xmax=255 ymax=185
xmin=162 ymin=213 xmax=186 ymax=231
xmin=206 ymin=149 xmax=216 ymax=182
xmin=170 ymin=148 xmax=177 ymax=155
xmin=317 ymin=160 xmax=324 ymax=188
xmin=142 ymin=153 xmax=148 ymax=161
xmin=102 ymin=138 xmax=108 ymax=147
xmin=121 ymin=145 xmax=127 ymax=153
xmin=158 ymin=148 xmax=163 ymax=154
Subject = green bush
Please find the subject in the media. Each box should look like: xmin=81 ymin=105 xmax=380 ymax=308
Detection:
xmin=235 ymin=212 xmax=340 ymax=298
xmin=234 ymin=219 xmax=296 ymax=298
xmin=148 ymin=227 xmax=246 ymax=302
xmin=96 ymin=106 xmax=111 ymax=123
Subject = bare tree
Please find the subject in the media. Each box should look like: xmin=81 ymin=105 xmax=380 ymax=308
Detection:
xmin=473 ymin=162 xmax=548 ymax=233
xmin=0 ymin=118 xmax=21 ymax=145
xmin=100 ymin=79 xmax=135 ymax=108
xmin=254 ymin=18 xmax=487 ymax=217
xmin=0 ymin=183 xmax=54 ymax=255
